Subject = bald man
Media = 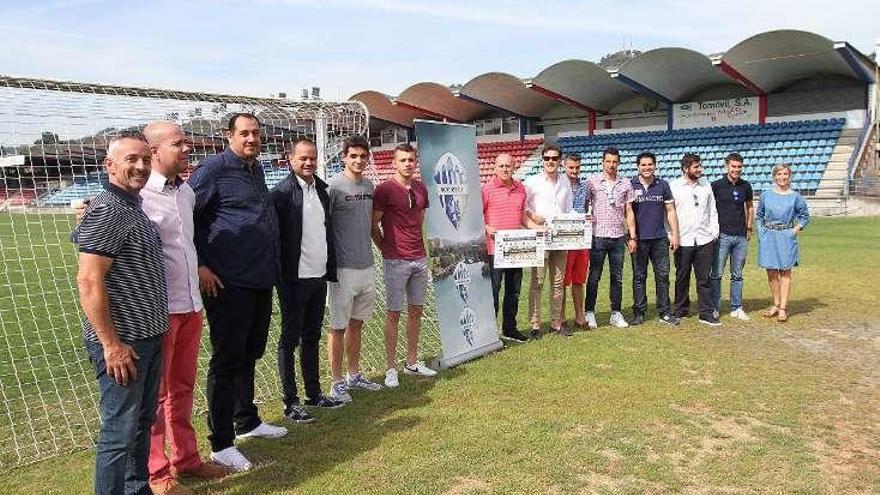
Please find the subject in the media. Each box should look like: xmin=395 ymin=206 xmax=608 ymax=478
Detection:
xmin=481 ymin=153 xmax=531 ymax=342
xmin=140 ymin=123 xmax=228 ymax=494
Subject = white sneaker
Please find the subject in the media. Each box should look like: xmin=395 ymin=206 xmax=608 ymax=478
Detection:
xmin=585 ymin=312 xmax=598 ymax=329
xmin=235 ymin=422 xmax=287 ymax=440
xmin=609 ymin=311 xmax=629 ymax=328
xmin=403 ymin=361 xmax=437 ymax=377
xmin=384 ymin=368 xmax=399 ymax=388
xmin=730 ymin=308 xmax=751 ymax=321
xmin=329 ymin=380 xmax=353 ymax=403
xmin=210 ymin=446 xmax=252 ymax=472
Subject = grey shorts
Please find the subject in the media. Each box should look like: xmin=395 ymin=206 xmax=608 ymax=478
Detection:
xmin=328 ymin=267 xmax=377 ymax=330
xmin=383 ymin=257 xmax=429 ymax=312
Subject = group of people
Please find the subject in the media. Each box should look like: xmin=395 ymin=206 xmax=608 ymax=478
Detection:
xmin=73 ymin=114 xmax=437 ymax=495
xmin=483 ymin=145 xmax=811 ymax=341
xmin=72 ymin=116 xmax=811 ymax=495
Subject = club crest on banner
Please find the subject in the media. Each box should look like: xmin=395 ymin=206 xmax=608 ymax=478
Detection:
xmin=433 ymin=152 xmax=468 ymax=229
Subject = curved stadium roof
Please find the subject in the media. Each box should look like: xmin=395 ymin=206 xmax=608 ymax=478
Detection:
xmin=351 ymin=29 xmax=876 ymax=126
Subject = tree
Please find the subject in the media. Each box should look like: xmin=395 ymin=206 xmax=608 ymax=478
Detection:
xmin=598 ymin=49 xmax=642 ymax=70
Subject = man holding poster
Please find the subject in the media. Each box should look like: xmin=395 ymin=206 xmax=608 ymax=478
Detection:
xmin=584 ymin=147 xmax=636 ymax=330
xmin=482 ymin=153 xmax=530 ymax=343
xmin=523 ymin=144 xmax=572 ymax=339
xmin=372 ymin=144 xmax=437 ymax=387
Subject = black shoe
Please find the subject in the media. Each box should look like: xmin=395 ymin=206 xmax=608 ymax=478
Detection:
xmin=698 ymin=315 xmax=722 ymax=327
xmin=558 ymin=325 xmax=574 ymax=337
xmin=659 ymin=314 xmax=681 ymax=326
xmin=304 ymin=394 xmax=346 ymax=409
xmin=284 ymin=402 xmax=317 ymax=423
xmin=529 ymin=328 xmax=542 ymax=340
xmin=501 ymin=330 xmax=529 ymax=343
xmin=630 ymin=314 xmax=645 ymax=326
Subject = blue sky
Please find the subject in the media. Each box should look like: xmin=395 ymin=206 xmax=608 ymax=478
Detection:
xmin=0 ymin=0 xmax=876 ymax=101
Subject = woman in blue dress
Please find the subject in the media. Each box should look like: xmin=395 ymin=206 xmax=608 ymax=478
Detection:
xmin=755 ymin=163 xmax=810 ymax=322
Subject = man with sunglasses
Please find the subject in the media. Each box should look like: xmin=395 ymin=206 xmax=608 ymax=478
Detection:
xmin=584 ymin=147 xmax=637 ymax=330
xmin=372 ymin=143 xmax=437 ymax=388
xmin=523 ymin=144 xmax=572 ymax=338
xmin=669 ymin=153 xmax=720 ymax=326
xmin=710 ymin=152 xmax=754 ymax=321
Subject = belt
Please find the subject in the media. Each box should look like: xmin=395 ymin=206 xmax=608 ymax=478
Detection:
xmin=763 ymin=221 xmax=794 ymax=230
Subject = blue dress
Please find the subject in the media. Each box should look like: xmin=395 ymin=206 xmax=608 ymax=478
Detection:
xmin=756 ymin=189 xmax=810 ymax=269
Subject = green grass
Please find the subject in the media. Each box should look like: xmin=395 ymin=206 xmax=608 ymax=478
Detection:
xmin=1 ymin=214 xmax=879 ymax=493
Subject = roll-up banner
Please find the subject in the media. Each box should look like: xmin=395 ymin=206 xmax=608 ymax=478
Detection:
xmin=414 ymin=120 xmax=503 ymax=368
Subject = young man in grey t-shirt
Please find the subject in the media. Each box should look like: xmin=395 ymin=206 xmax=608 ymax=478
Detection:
xmin=327 ymin=135 xmax=383 ymax=402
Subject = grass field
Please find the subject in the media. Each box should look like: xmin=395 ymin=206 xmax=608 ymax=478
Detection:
xmin=1 ymin=214 xmax=879 ymax=494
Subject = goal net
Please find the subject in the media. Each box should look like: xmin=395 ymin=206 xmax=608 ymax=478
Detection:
xmin=0 ymin=75 xmax=440 ymax=471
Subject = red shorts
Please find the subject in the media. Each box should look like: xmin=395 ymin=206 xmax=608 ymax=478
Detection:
xmin=564 ymin=249 xmax=590 ymax=286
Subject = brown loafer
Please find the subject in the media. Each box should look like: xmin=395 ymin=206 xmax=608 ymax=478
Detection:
xmin=150 ymin=479 xmax=193 ymax=495
xmin=171 ymin=461 xmax=230 ymax=480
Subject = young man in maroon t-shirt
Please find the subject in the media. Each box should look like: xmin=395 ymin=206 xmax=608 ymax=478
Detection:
xmin=371 ymin=143 xmax=437 ymax=388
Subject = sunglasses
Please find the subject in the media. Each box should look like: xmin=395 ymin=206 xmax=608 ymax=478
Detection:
xmin=692 ymin=193 xmax=699 ymax=207
xmin=408 ymin=188 xmax=418 ymax=209
xmin=542 ymin=156 xmax=561 ymax=161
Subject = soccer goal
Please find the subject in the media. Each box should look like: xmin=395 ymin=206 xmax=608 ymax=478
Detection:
xmin=0 ymin=75 xmax=440 ymax=471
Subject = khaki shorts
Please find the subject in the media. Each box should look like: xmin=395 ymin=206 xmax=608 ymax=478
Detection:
xmin=383 ymin=257 xmax=429 ymax=312
xmin=328 ymin=266 xmax=377 ymax=330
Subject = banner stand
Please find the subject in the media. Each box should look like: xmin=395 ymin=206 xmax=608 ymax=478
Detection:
xmin=434 ymin=340 xmax=504 ymax=370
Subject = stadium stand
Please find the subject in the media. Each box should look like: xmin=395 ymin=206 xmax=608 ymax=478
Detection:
xmin=525 ymin=119 xmax=848 ymax=195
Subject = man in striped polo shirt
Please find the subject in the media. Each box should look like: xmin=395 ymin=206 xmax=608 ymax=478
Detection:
xmin=482 ymin=153 xmax=530 ymax=343
xmin=74 ymin=131 xmax=168 ymax=495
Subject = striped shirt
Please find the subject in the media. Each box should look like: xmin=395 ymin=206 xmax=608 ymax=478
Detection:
xmin=482 ymin=176 xmax=526 ymax=255
xmin=72 ymin=184 xmax=168 ymax=343
xmin=586 ymin=173 xmax=635 ymax=239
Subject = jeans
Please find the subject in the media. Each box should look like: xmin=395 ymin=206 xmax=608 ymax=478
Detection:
xmin=674 ymin=240 xmax=716 ymax=320
xmin=488 ymin=256 xmax=523 ymax=334
xmin=631 ymin=237 xmax=671 ymax=317
xmin=204 ymin=286 xmax=272 ymax=452
xmin=86 ymin=335 xmax=163 ymax=495
xmin=585 ymin=236 xmax=626 ymax=312
xmin=710 ymin=233 xmax=748 ymax=312
xmin=277 ymin=278 xmax=327 ymax=408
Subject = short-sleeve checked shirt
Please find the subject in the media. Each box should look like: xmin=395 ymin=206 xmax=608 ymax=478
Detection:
xmin=72 ymin=184 xmax=168 ymax=343
xmin=586 ymin=173 xmax=635 ymax=238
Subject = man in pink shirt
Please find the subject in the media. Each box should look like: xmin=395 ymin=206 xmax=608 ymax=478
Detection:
xmin=141 ymin=123 xmax=228 ymax=494
xmin=371 ymin=143 xmax=437 ymax=388
xmin=482 ymin=153 xmax=530 ymax=343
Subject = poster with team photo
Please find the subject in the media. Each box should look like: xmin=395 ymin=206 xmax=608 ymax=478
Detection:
xmin=493 ymin=229 xmax=545 ymax=268
xmin=544 ymin=214 xmax=591 ymax=250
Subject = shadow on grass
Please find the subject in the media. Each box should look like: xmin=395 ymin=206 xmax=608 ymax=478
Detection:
xmin=193 ymin=367 xmax=466 ymax=494
xmin=740 ymin=297 xmax=827 ymax=318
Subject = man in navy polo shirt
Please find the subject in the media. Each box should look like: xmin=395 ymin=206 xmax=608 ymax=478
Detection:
xmin=710 ymin=152 xmax=754 ymax=321
xmin=630 ymin=152 xmax=681 ymax=326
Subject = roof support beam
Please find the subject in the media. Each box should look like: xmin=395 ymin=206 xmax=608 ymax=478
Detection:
xmin=609 ymin=72 xmax=673 ymax=104
xmin=525 ymin=83 xmax=597 ymax=113
xmin=712 ymin=59 xmax=766 ymax=96
xmin=834 ymin=42 xmax=875 ymax=84
xmin=391 ymin=100 xmax=461 ymax=123
xmin=454 ymin=92 xmax=523 ymax=117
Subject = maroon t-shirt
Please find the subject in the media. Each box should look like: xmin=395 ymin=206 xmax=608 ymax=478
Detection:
xmin=373 ymin=178 xmax=429 ymax=260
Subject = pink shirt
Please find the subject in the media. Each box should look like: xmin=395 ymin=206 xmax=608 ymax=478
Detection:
xmin=482 ymin=177 xmax=526 ymax=255
xmin=586 ymin=173 xmax=635 ymax=239
xmin=140 ymin=170 xmax=202 ymax=314
xmin=373 ymin=178 xmax=429 ymax=260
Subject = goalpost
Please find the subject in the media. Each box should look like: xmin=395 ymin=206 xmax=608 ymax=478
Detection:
xmin=0 ymin=75 xmax=440 ymax=471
